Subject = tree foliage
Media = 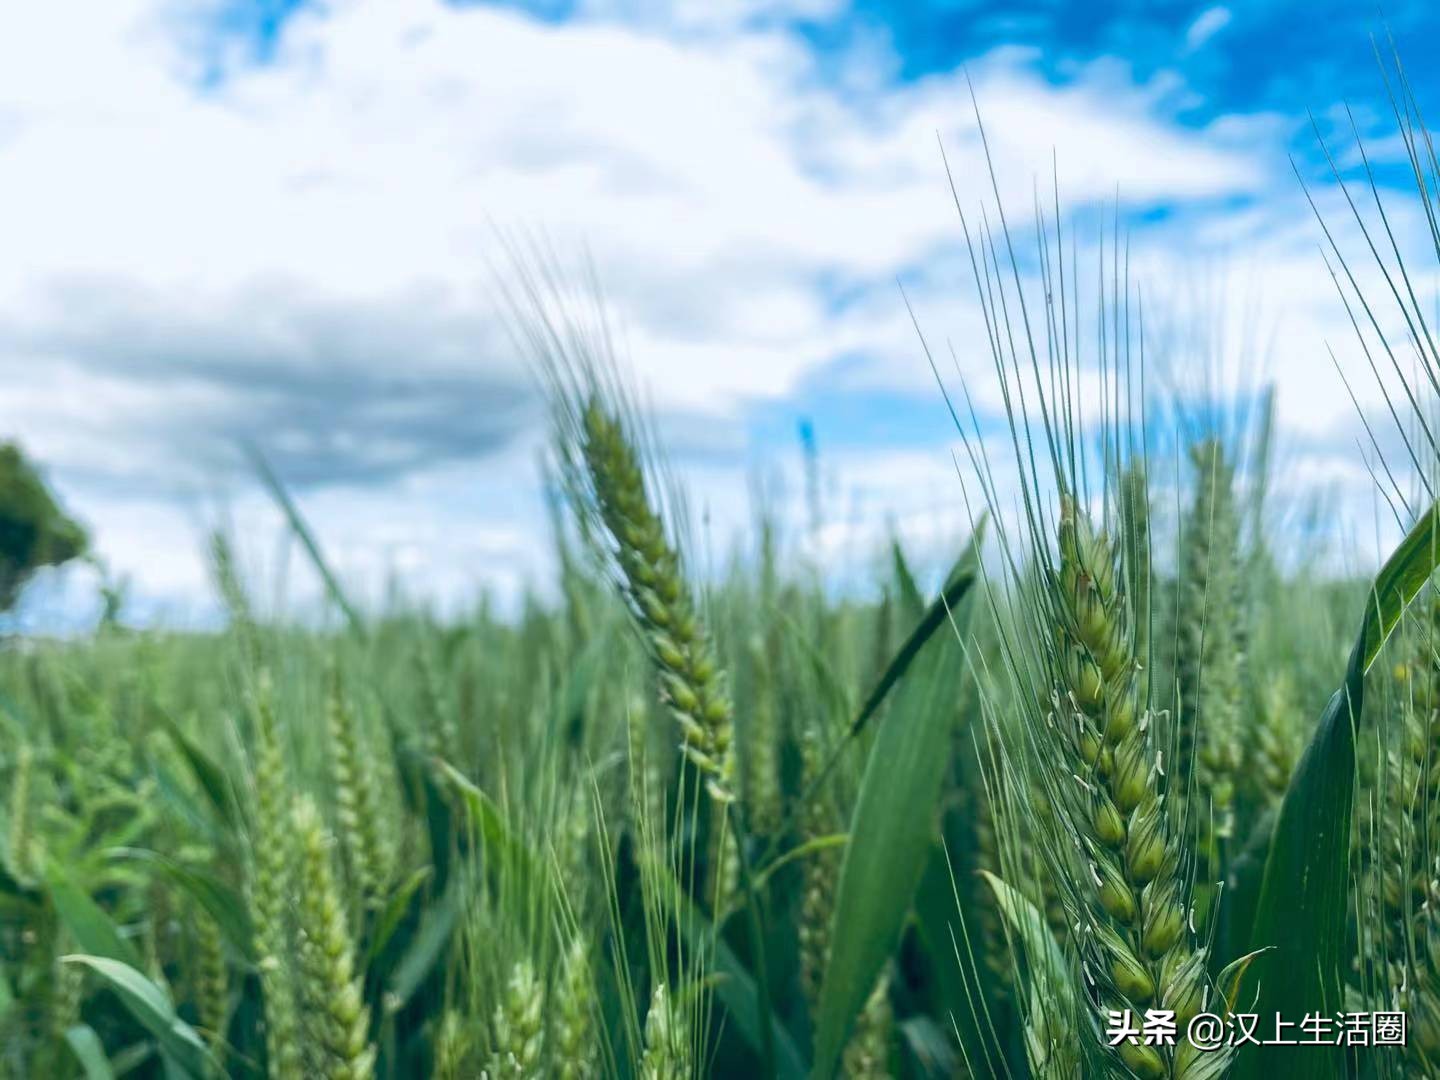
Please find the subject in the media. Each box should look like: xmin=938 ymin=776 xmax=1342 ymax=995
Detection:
xmin=0 ymin=442 xmax=87 ymax=611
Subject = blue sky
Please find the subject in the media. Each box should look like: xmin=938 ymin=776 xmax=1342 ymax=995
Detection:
xmin=1 ymin=0 xmax=1435 ymax=630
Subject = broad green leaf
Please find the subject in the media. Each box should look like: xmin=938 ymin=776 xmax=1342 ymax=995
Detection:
xmin=1358 ymin=500 xmax=1440 ymax=669
xmin=978 ymin=872 xmax=1068 ymax=1008
xmin=898 ymin=1015 xmax=958 ymax=1077
xmin=773 ymin=608 xmax=854 ymax=725
xmin=149 ymin=762 xmax=225 ymax=846
xmin=436 ymin=760 xmax=547 ymax=898
xmin=111 ymin=849 xmax=254 ymax=964
xmin=850 ymin=520 xmax=986 ymax=739
xmin=65 ymin=1024 xmax=117 ymax=1080
xmin=891 ymin=538 xmax=925 ymax=622
xmin=812 ymin=531 xmax=982 ymax=1078
xmin=1236 ymin=500 xmax=1439 ymax=1080
xmin=62 ymin=955 xmax=218 ymax=1079
xmin=385 ymin=878 xmax=461 ymax=1010
xmin=365 ymin=865 xmax=433 ymax=965
xmin=108 ymin=1042 xmax=156 ymax=1076
xmin=46 ymin=862 xmax=145 ymax=973
xmin=155 ymin=713 xmax=240 ymax=831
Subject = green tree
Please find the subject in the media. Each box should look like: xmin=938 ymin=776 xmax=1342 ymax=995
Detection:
xmin=0 ymin=442 xmax=87 ymax=612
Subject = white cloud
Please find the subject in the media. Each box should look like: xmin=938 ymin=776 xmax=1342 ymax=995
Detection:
xmin=1184 ymin=7 xmax=1233 ymax=52
xmin=0 ymin=0 xmax=1419 ymax=626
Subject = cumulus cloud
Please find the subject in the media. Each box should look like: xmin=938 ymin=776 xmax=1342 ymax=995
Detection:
xmin=0 ymin=0 xmax=1422 ymax=625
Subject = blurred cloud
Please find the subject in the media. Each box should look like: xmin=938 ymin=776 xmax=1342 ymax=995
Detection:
xmin=1184 ymin=7 xmax=1232 ymax=52
xmin=2 ymin=274 xmax=531 ymax=490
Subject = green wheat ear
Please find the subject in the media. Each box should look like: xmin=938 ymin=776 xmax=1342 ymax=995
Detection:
xmin=970 ymin=775 xmax=1011 ymax=996
xmin=47 ymin=932 xmax=84 ymax=1071
xmin=1177 ymin=438 xmax=1245 ymax=862
xmin=741 ymin=632 xmax=781 ymax=835
xmin=840 ymin=971 xmax=894 ymax=1079
xmin=1059 ymin=498 xmax=1215 ymax=1077
xmin=1016 ymin=493 xmax=1227 ymax=1080
xmin=797 ymin=722 xmax=840 ymax=1025
xmin=552 ymin=937 xmax=599 ymax=1080
xmin=247 ymin=674 xmax=304 ymax=1080
xmin=292 ymin=796 xmax=377 ymax=1080
xmin=192 ymin=901 xmax=229 ymax=1051
xmin=558 ymin=779 xmax=597 ymax=918
xmin=1250 ymin=670 xmax=1301 ymax=806
xmin=325 ymin=662 xmax=391 ymax=910
xmin=627 ymin=692 xmax=668 ymax=856
xmin=1370 ymin=592 xmax=1440 ymax=1070
xmin=639 ymin=982 xmax=691 ymax=1080
xmin=577 ymin=394 xmax=735 ymax=806
xmin=415 ymin=644 xmax=459 ymax=766
xmin=703 ymin=799 xmax=739 ymax=915
xmin=5 ymin=743 xmax=37 ymax=887
xmin=489 ymin=958 xmax=544 ymax=1079
xmin=433 ymin=1008 xmax=474 ymax=1080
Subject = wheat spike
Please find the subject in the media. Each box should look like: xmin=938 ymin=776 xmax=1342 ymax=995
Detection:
xmin=741 ymin=632 xmax=781 ymax=835
xmin=797 ymin=724 xmax=840 ymax=1023
xmin=292 ymin=796 xmax=377 ymax=1080
xmin=639 ymin=982 xmax=690 ymax=1080
xmin=489 ymin=958 xmax=544 ymax=1079
xmin=552 ymin=937 xmax=598 ymax=1080
xmin=1039 ymin=494 xmax=1226 ymax=1079
xmin=247 ymin=677 xmax=304 ymax=1080
xmin=5 ymin=744 xmax=37 ymax=887
xmin=1177 ymin=439 xmax=1245 ymax=859
xmin=433 ymin=1008 xmax=474 ymax=1080
xmin=840 ymin=972 xmax=893 ymax=1079
xmin=193 ymin=903 xmax=229 ymax=1051
xmin=1375 ymin=594 xmax=1440 ymax=1070
xmin=326 ymin=663 xmax=391 ymax=910
xmin=578 ymin=396 xmax=734 ymax=805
